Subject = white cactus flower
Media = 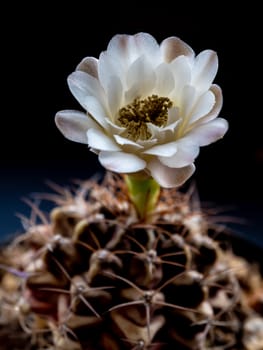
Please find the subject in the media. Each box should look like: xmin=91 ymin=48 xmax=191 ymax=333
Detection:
xmin=55 ymin=32 xmax=228 ymax=188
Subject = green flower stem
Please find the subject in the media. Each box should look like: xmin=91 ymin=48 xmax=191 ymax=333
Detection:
xmin=124 ymin=173 xmax=160 ymax=220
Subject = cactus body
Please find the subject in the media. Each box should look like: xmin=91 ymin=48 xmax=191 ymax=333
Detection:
xmin=1 ymin=173 xmax=263 ymax=349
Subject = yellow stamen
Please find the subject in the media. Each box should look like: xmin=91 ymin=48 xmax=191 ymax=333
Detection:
xmin=118 ymin=95 xmax=172 ymax=141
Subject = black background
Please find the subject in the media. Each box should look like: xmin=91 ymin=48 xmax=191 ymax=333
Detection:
xmin=1 ymin=2 xmax=262 ymax=242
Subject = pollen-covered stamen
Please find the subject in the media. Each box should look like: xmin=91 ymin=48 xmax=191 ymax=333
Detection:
xmin=118 ymin=95 xmax=173 ymax=141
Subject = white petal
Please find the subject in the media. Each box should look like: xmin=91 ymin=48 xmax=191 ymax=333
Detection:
xmin=155 ymin=63 xmax=174 ymax=95
xmin=186 ymin=118 xmax=229 ymax=146
xmin=67 ymin=71 xmax=104 ymax=110
xmin=76 ymin=57 xmax=98 ymax=78
xmin=133 ymin=32 xmax=161 ymax=65
xmin=55 ymin=110 xmax=99 ymax=144
xmin=147 ymin=122 xmax=177 ymax=143
xmin=160 ymin=36 xmax=195 ymax=63
xmin=170 ymin=56 xmax=191 ymax=95
xmin=106 ymin=75 xmax=123 ymax=117
xmin=137 ymin=138 xmax=158 ymax=148
xmin=189 ymin=91 xmax=215 ymax=124
xmin=99 ymin=151 xmax=146 ymax=173
xmin=144 ymin=142 xmax=177 ymax=156
xmin=146 ymin=123 xmax=162 ymax=138
xmin=180 ymin=85 xmax=197 ymax=118
xmin=147 ymin=158 xmax=195 ymax=188
xmin=159 ymin=139 xmax=199 ymax=168
xmin=107 ymin=32 xmax=160 ymax=65
xmin=167 ymin=106 xmax=181 ymax=125
xmin=196 ymin=85 xmax=223 ymax=124
xmin=163 ymin=120 xmax=181 ymax=134
xmin=191 ymin=50 xmax=218 ymax=92
xmin=106 ymin=34 xmax=132 ymax=61
xmin=126 ymin=56 xmax=156 ymax=99
xmin=84 ymin=96 xmax=110 ymax=129
xmin=87 ymin=128 xmax=120 ymax=151
xmin=124 ymin=85 xmax=140 ymax=105
xmin=98 ymin=51 xmax=124 ymax=92
xmin=114 ymin=134 xmax=143 ymax=150
xmin=105 ymin=118 xmax=126 ymax=134
xmin=147 ymin=109 xmax=180 ymax=143
xmin=99 ymin=33 xmax=160 ymax=91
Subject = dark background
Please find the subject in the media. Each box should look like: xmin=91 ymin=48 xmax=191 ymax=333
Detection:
xmin=1 ymin=2 xmax=262 ymax=245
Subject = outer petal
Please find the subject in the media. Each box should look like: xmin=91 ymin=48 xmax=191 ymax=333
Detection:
xmin=76 ymin=57 xmax=99 ymax=78
xmin=160 ymin=36 xmax=195 ymax=63
xmin=195 ymin=84 xmax=222 ymax=124
xmin=143 ymin=142 xmax=177 ymax=157
xmin=188 ymin=90 xmax=215 ymax=124
xmin=191 ymin=50 xmax=218 ymax=93
xmin=99 ymin=151 xmax=146 ymax=173
xmin=148 ymin=159 xmax=195 ymax=188
xmin=67 ymin=71 xmax=105 ymax=110
xmin=105 ymin=34 xmax=132 ymax=62
xmin=132 ymin=32 xmax=161 ymax=66
xmin=185 ymin=118 xmax=229 ymax=146
xmin=84 ymin=96 xmax=110 ymax=128
xmin=55 ymin=110 xmax=100 ymax=144
xmin=159 ymin=139 xmax=200 ymax=168
xmin=107 ymin=32 xmax=160 ymax=66
xmin=87 ymin=128 xmax=120 ymax=151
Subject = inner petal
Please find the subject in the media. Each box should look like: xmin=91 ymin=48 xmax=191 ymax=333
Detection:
xmin=126 ymin=55 xmax=156 ymax=98
xmin=155 ymin=63 xmax=175 ymax=95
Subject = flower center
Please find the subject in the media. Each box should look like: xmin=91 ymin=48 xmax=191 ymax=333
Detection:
xmin=117 ymin=95 xmax=173 ymax=141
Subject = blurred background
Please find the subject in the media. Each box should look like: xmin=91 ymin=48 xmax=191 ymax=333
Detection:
xmin=1 ymin=2 xmax=262 ymax=245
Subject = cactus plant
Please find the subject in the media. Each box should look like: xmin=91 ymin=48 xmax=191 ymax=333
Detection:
xmin=1 ymin=32 xmax=263 ymax=349
xmin=0 ymin=173 xmax=263 ymax=349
